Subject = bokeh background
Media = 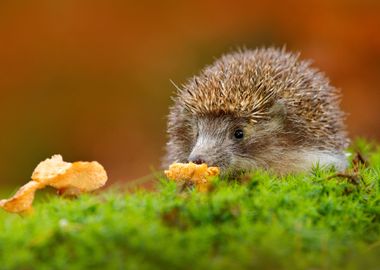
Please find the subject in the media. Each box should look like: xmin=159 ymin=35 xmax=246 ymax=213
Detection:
xmin=0 ymin=0 xmax=379 ymax=188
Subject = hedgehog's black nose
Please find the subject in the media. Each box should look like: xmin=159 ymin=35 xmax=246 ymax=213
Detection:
xmin=189 ymin=156 xmax=206 ymax=165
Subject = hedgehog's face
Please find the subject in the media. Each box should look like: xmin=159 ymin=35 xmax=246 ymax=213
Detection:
xmin=187 ymin=105 xmax=287 ymax=174
xmin=187 ymin=115 xmax=244 ymax=169
xmin=187 ymin=115 xmax=258 ymax=173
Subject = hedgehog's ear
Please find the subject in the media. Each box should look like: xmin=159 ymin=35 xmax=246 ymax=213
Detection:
xmin=269 ymin=100 xmax=287 ymax=121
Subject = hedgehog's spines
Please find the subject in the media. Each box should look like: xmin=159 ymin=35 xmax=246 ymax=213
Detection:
xmin=178 ymin=48 xmax=346 ymax=149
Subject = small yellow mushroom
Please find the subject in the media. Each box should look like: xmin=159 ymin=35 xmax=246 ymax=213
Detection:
xmin=165 ymin=162 xmax=220 ymax=192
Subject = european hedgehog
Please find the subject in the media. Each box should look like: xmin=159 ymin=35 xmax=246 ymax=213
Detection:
xmin=164 ymin=48 xmax=349 ymax=174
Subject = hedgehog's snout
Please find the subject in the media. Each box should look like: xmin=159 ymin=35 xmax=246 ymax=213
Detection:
xmin=188 ymin=156 xmax=207 ymax=165
xmin=188 ymin=146 xmax=229 ymax=169
xmin=187 ymin=128 xmax=227 ymax=168
xmin=188 ymin=148 xmax=212 ymax=166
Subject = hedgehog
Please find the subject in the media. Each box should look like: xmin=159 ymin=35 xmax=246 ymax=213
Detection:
xmin=164 ymin=48 xmax=349 ymax=175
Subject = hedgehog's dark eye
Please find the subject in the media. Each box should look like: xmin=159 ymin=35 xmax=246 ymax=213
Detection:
xmin=234 ymin=129 xmax=244 ymax=140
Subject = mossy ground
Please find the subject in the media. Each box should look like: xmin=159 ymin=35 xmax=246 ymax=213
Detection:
xmin=0 ymin=140 xmax=380 ymax=270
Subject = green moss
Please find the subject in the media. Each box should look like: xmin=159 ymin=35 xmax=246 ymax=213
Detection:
xmin=1 ymin=140 xmax=380 ymax=270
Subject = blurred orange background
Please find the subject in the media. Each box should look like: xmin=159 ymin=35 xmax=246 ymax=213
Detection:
xmin=0 ymin=0 xmax=379 ymax=187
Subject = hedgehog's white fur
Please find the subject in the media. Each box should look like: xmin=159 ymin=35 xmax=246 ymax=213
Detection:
xmin=230 ymin=149 xmax=349 ymax=174
xmin=298 ymin=150 xmax=348 ymax=171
